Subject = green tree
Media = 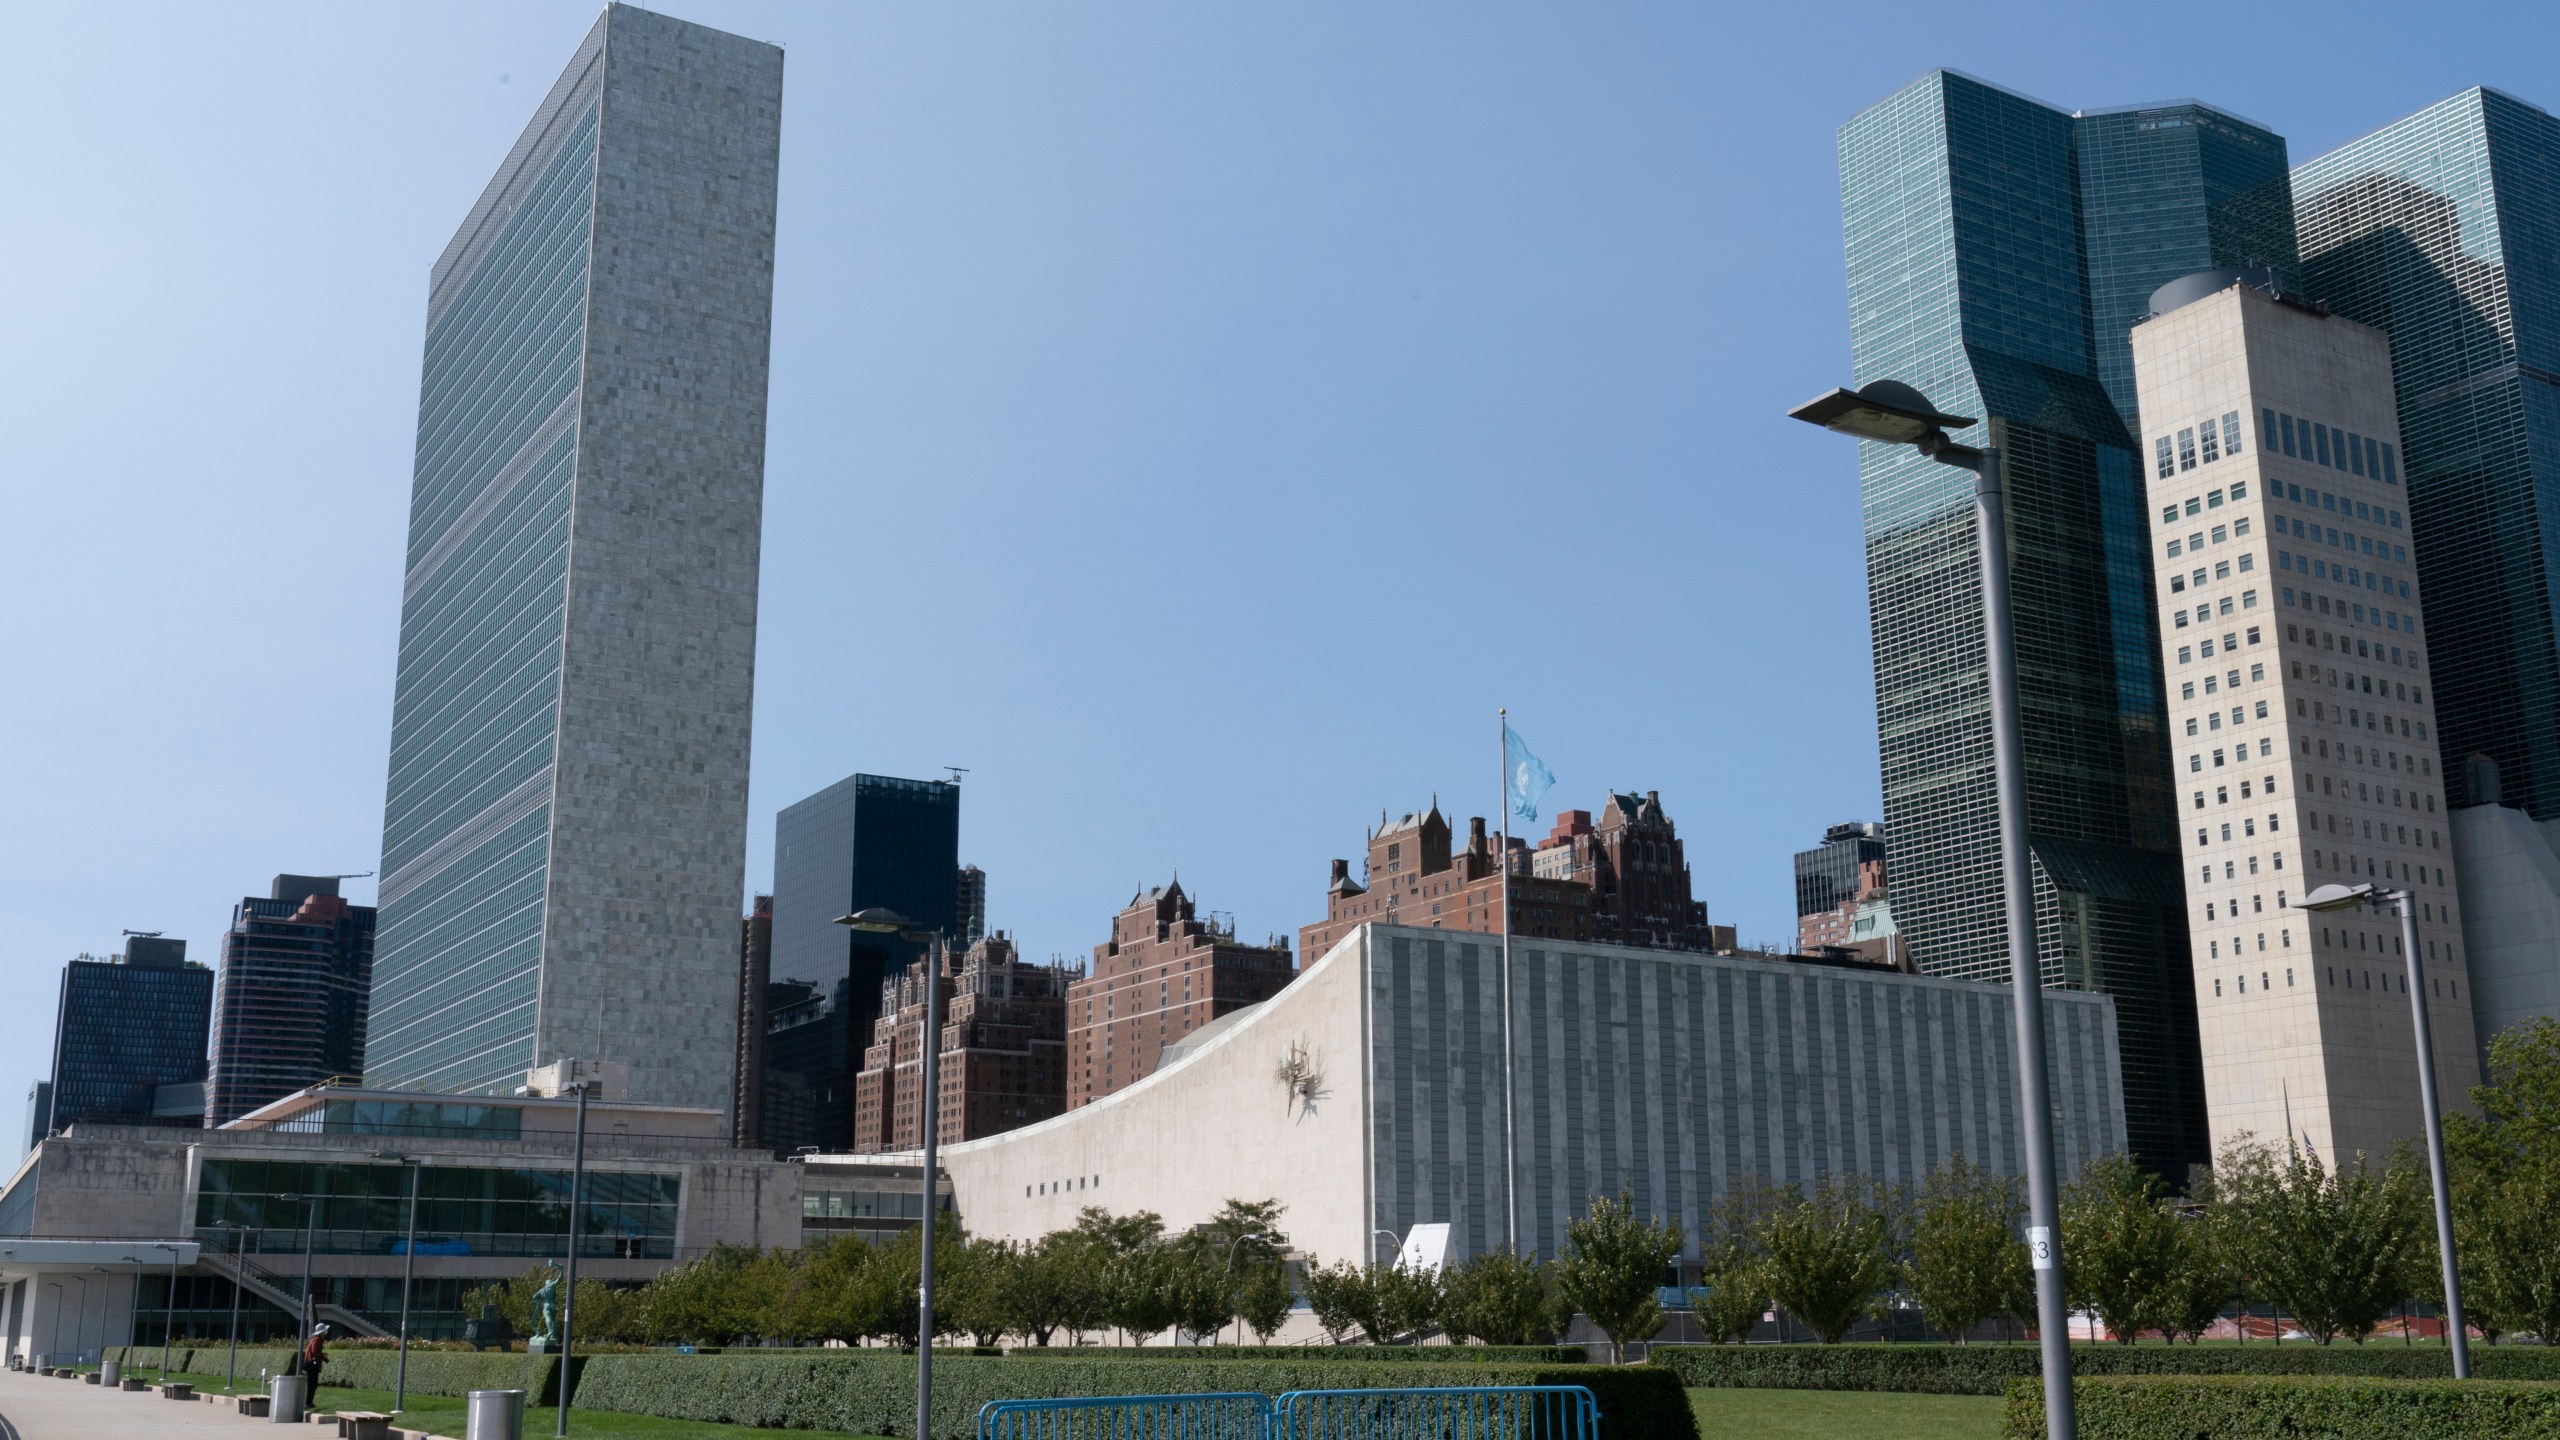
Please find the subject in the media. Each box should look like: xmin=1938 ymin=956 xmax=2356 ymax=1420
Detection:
xmin=2062 ymin=1154 xmax=2182 ymax=1343
xmin=1100 ymin=1243 xmax=1179 ymax=1344
xmin=2449 ymin=1016 xmax=2560 ymax=1345
xmin=1302 ymin=1258 xmax=1383 ymax=1344
xmin=1234 ymin=1261 xmax=1295 ymax=1342
xmin=943 ymin=1237 xmax=1020 ymax=1346
xmin=2219 ymin=1139 xmax=2426 ymax=1345
xmin=1441 ymin=1251 xmax=1569 ymax=1345
xmin=1005 ymin=1233 xmax=1085 ymax=1346
xmin=1756 ymin=1176 xmax=1895 ymax=1345
xmin=1906 ymin=1154 xmax=2025 ymax=1343
xmin=1557 ymin=1189 xmax=1684 ymax=1362
xmin=638 ymin=1242 xmax=785 ymax=1345
xmin=776 ymin=1233 xmax=876 ymax=1344
xmin=1371 ymin=1260 xmax=1444 ymax=1344
xmin=1687 ymin=1178 xmax=1780 ymax=1345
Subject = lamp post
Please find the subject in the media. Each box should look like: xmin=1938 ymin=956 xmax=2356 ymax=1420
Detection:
xmin=120 ymin=1254 xmax=142 ymax=1373
xmin=82 ymin=1268 xmax=104 ymax=1367
xmin=559 ymin=1081 xmax=591 ymax=1439
xmin=1791 ymin=380 xmax=2075 ymax=1440
xmin=210 ymin=1222 xmax=245 ymax=1391
xmin=2301 ymin=880 xmax=2470 ymax=1377
xmin=277 ymin=1174 xmax=330 ymax=1337
xmin=1223 ymin=1232 xmax=1272 ymax=1347
xmin=154 ymin=1242 xmax=181 ymax=1379
xmin=837 ymin=907 xmax=949 ymax=1440
xmin=372 ymin=1152 xmax=426 ymax=1413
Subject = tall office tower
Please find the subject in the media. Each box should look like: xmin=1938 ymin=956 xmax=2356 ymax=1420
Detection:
xmin=368 ymin=6 xmax=782 ymax=1113
xmin=206 ymin=876 xmax=378 ymax=1127
xmin=1794 ymin=821 xmax=1887 ymax=950
xmin=764 ymin=774 xmax=961 ymax=1151
xmin=46 ymin=937 xmax=213 ymax=1131
xmin=1836 ymin=73 xmax=2299 ymax=1175
xmin=732 ymin=894 xmax=773 ymax=1148
xmin=955 ymin=865 xmax=988 ymax=948
xmin=2130 ymin=273 xmax=2477 ymax=1161
xmin=2295 ymin=89 xmax=2560 ymax=820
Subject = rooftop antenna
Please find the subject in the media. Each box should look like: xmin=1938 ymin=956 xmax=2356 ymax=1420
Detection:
xmin=946 ymin=767 xmax=969 ymax=785
xmin=120 ymin=929 xmax=165 ymax=939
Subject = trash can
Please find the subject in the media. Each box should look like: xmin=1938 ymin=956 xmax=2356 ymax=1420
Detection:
xmin=466 ymin=1388 xmax=527 ymax=1440
xmin=99 ymin=1358 xmax=119 ymax=1386
xmin=268 ymin=1372 xmax=303 ymax=1424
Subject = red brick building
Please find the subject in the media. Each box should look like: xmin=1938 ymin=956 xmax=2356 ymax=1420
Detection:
xmin=1529 ymin=791 xmax=1730 ymax=951
xmin=1297 ymin=802 xmax=1594 ymax=961
xmin=1798 ymin=857 xmax=1885 ymax=951
xmin=849 ymin=932 xmax=1072 ymax=1151
xmin=1066 ymin=880 xmax=1294 ymax=1109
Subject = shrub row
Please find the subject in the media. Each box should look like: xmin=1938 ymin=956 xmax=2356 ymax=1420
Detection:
xmin=2003 ymin=1376 xmax=2560 ymax=1439
xmin=572 ymin=1352 xmax=1690 ymax=1440
xmin=109 ymin=1346 xmax=566 ymax=1403
xmin=1007 ymin=1344 xmax=1588 ymax=1363
xmin=1652 ymin=1342 xmax=2560 ymax=1395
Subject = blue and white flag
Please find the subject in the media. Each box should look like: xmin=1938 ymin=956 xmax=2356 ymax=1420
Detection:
xmin=1504 ymin=723 xmax=1557 ymax=823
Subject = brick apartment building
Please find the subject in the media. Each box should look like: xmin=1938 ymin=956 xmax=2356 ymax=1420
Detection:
xmin=1297 ymin=802 xmax=1594 ymax=960
xmin=1526 ymin=791 xmax=1731 ymax=951
xmin=1067 ymin=880 xmax=1295 ymax=1108
xmin=848 ymin=932 xmax=1073 ymax=1151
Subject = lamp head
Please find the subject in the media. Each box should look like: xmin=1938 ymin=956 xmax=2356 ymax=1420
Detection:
xmin=1788 ymin=380 xmax=1976 ymax=445
xmin=836 ymin=907 xmax=917 ymax=935
xmin=2301 ymin=882 xmax=2378 ymax=913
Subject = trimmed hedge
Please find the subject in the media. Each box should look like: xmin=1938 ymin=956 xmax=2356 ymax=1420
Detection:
xmin=2003 ymin=1375 xmax=2560 ymax=1439
xmin=1009 ymin=1345 xmax=1589 ymax=1363
xmin=573 ymin=1353 xmax=1691 ymax=1440
xmin=109 ymin=1345 xmax=565 ymax=1403
xmin=1652 ymin=1342 xmax=2560 ymax=1395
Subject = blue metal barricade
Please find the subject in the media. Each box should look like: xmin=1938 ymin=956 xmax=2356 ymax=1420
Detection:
xmin=1271 ymin=1385 xmax=1601 ymax=1440
xmin=978 ymin=1391 xmax=1276 ymax=1440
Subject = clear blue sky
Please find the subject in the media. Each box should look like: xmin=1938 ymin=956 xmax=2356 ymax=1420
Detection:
xmin=5 ymin=1 xmax=2550 ymax=1144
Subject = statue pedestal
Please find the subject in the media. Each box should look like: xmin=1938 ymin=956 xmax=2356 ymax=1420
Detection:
xmin=527 ymin=1339 xmax=552 ymax=1355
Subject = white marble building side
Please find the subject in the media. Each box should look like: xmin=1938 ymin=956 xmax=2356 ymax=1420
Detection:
xmin=538 ymin=5 xmax=783 ymax=1118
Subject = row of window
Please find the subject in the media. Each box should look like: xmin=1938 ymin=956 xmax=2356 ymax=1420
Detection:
xmin=2261 ymin=408 xmax=2396 ymax=483
xmin=2285 ymin=613 xmax=2417 ymax=669
xmin=2155 ymin=411 xmax=2247 ymax=477
xmin=2279 ymin=479 xmax=2399 ymax=528
xmin=2170 ymin=556 xmax=2257 ymax=591
xmin=2282 ymin=554 xmax=2412 ymax=606
xmin=2214 ymin=965 xmax=2462 ymax=999
xmin=2174 ymin=626 xmax=2262 ymax=665
xmin=2171 ymin=589 xmax=2258 ymax=626
xmin=2166 ymin=515 xmax=2251 ymax=558
xmin=2185 ymin=699 xmax=2268 ymax=735
xmin=2160 ymin=479 xmax=2249 ymax=524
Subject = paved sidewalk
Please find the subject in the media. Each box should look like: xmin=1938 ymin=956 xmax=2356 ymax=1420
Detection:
xmin=0 ymin=1368 xmax=278 ymax=1439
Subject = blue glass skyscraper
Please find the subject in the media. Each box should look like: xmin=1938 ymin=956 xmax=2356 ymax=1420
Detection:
xmin=1836 ymin=73 xmax=2296 ymax=1175
xmin=368 ymin=5 xmax=783 ymax=1114
xmin=45 ymin=937 xmax=212 ymax=1132
xmin=2295 ymin=89 xmax=2560 ymax=820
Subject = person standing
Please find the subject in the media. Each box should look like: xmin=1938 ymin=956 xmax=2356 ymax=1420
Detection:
xmin=300 ymin=1324 xmax=328 ymax=1404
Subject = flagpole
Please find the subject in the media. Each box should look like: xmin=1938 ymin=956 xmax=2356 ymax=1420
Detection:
xmin=1498 ymin=708 xmax=1519 ymax=1255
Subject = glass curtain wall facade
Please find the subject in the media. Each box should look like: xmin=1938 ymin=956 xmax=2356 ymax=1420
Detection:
xmin=2294 ymin=88 xmax=2560 ymax=819
xmin=1836 ymin=72 xmax=2296 ymax=1177
xmin=48 ymin=950 xmax=213 ymax=1130
xmin=1793 ymin=822 xmax=1886 ymax=919
xmin=369 ymin=6 xmax=783 ymax=1112
xmin=762 ymin=775 xmax=962 ymax=1152
xmin=207 ymin=885 xmax=377 ymax=1128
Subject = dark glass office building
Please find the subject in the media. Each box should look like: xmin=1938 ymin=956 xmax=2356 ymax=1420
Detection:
xmin=206 ymin=876 xmax=378 ymax=1127
xmin=1794 ymin=822 xmax=1887 ymax=920
xmin=1835 ymin=73 xmax=2294 ymax=1177
xmin=46 ymin=937 xmax=213 ymax=1132
xmin=2295 ymin=88 xmax=2560 ymax=818
xmin=761 ymin=774 xmax=961 ymax=1152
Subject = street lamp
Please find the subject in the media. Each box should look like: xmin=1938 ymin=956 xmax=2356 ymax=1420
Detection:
xmin=837 ymin=906 xmax=949 ymax=1440
xmin=153 ymin=1242 xmax=181 ymax=1380
xmin=557 ymin=1083 xmax=593 ymax=1439
xmin=1792 ymin=379 xmax=2076 ymax=1440
xmin=373 ymin=1151 xmax=427 ymax=1413
xmin=1223 ymin=1233 xmax=1272 ymax=1347
xmin=277 ymin=1174 xmax=331 ymax=1338
xmin=120 ymin=1254 xmax=142 ymax=1376
xmin=209 ymin=1221 xmax=246 ymax=1391
xmin=82 ymin=1267 xmax=105 ymax=1367
xmin=2301 ymin=880 xmax=2470 ymax=1377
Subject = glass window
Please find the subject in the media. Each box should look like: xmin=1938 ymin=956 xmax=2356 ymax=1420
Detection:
xmin=2240 ymin=554 xmax=2255 ymax=572
xmin=2211 ymin=524 xmax=2228 ymax=543
xmin=2225 ymin=412 xmax=2244 ymax=455
xmin=2155 ymin=436 xmax=2175 ymax=479
xmin=2178 ymin=646 xmax=2193 ymax=664
xmin=2185 ymin=498 xmax=2202 ymax=517
xmin=2168 ymin=539 xmax=2184 ymax=558
xmin=2232 ymin=480 xmax=2248 ymax=499
xmin=2315 ymin=424 xmax=2332 ymax=467
xmin=2160 ymin=503 xmax=2178 ymax=524
xmin=2200 ymin=417 xmax=2221 ymax=463
xmin=2382 ymin=443 xmax=2397 ymax=484
xmin=2365 ymin=437 xmax=2381 ymax=477
xmin=2171 ymin=573 xmax=2187 ymax=592
xmin=2286 ymin=483 xmax=2300 ymax=501
xmin=2281 ymin=413 xmax=2297 ymax=456
xmin=2207 ymin=490 xmax=2224 ymax=509
xmin=2263 ymin=408 xmax=2279 ymax=450
xmin=2348 ymin=433 xmax=2366 ymax=476
xmin=2179 ymin=428 xmax=2198 ymax=471
xmin=2280 ymin=552 xmax=2293 ymax=570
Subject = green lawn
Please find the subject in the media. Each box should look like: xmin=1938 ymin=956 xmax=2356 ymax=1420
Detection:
xmin=1687 ymin=1387 xmax=2005 ymax=1440
xmin=127 ymin=1369 xmax=894 ymax=1440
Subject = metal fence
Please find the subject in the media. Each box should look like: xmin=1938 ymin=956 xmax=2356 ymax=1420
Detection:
xmin=977 ymin=1387 xmax=1599 ymax=1440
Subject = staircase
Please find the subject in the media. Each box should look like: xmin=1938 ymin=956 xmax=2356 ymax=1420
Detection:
xmin=198 ymin=1246 xmax=394 ymax=1340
